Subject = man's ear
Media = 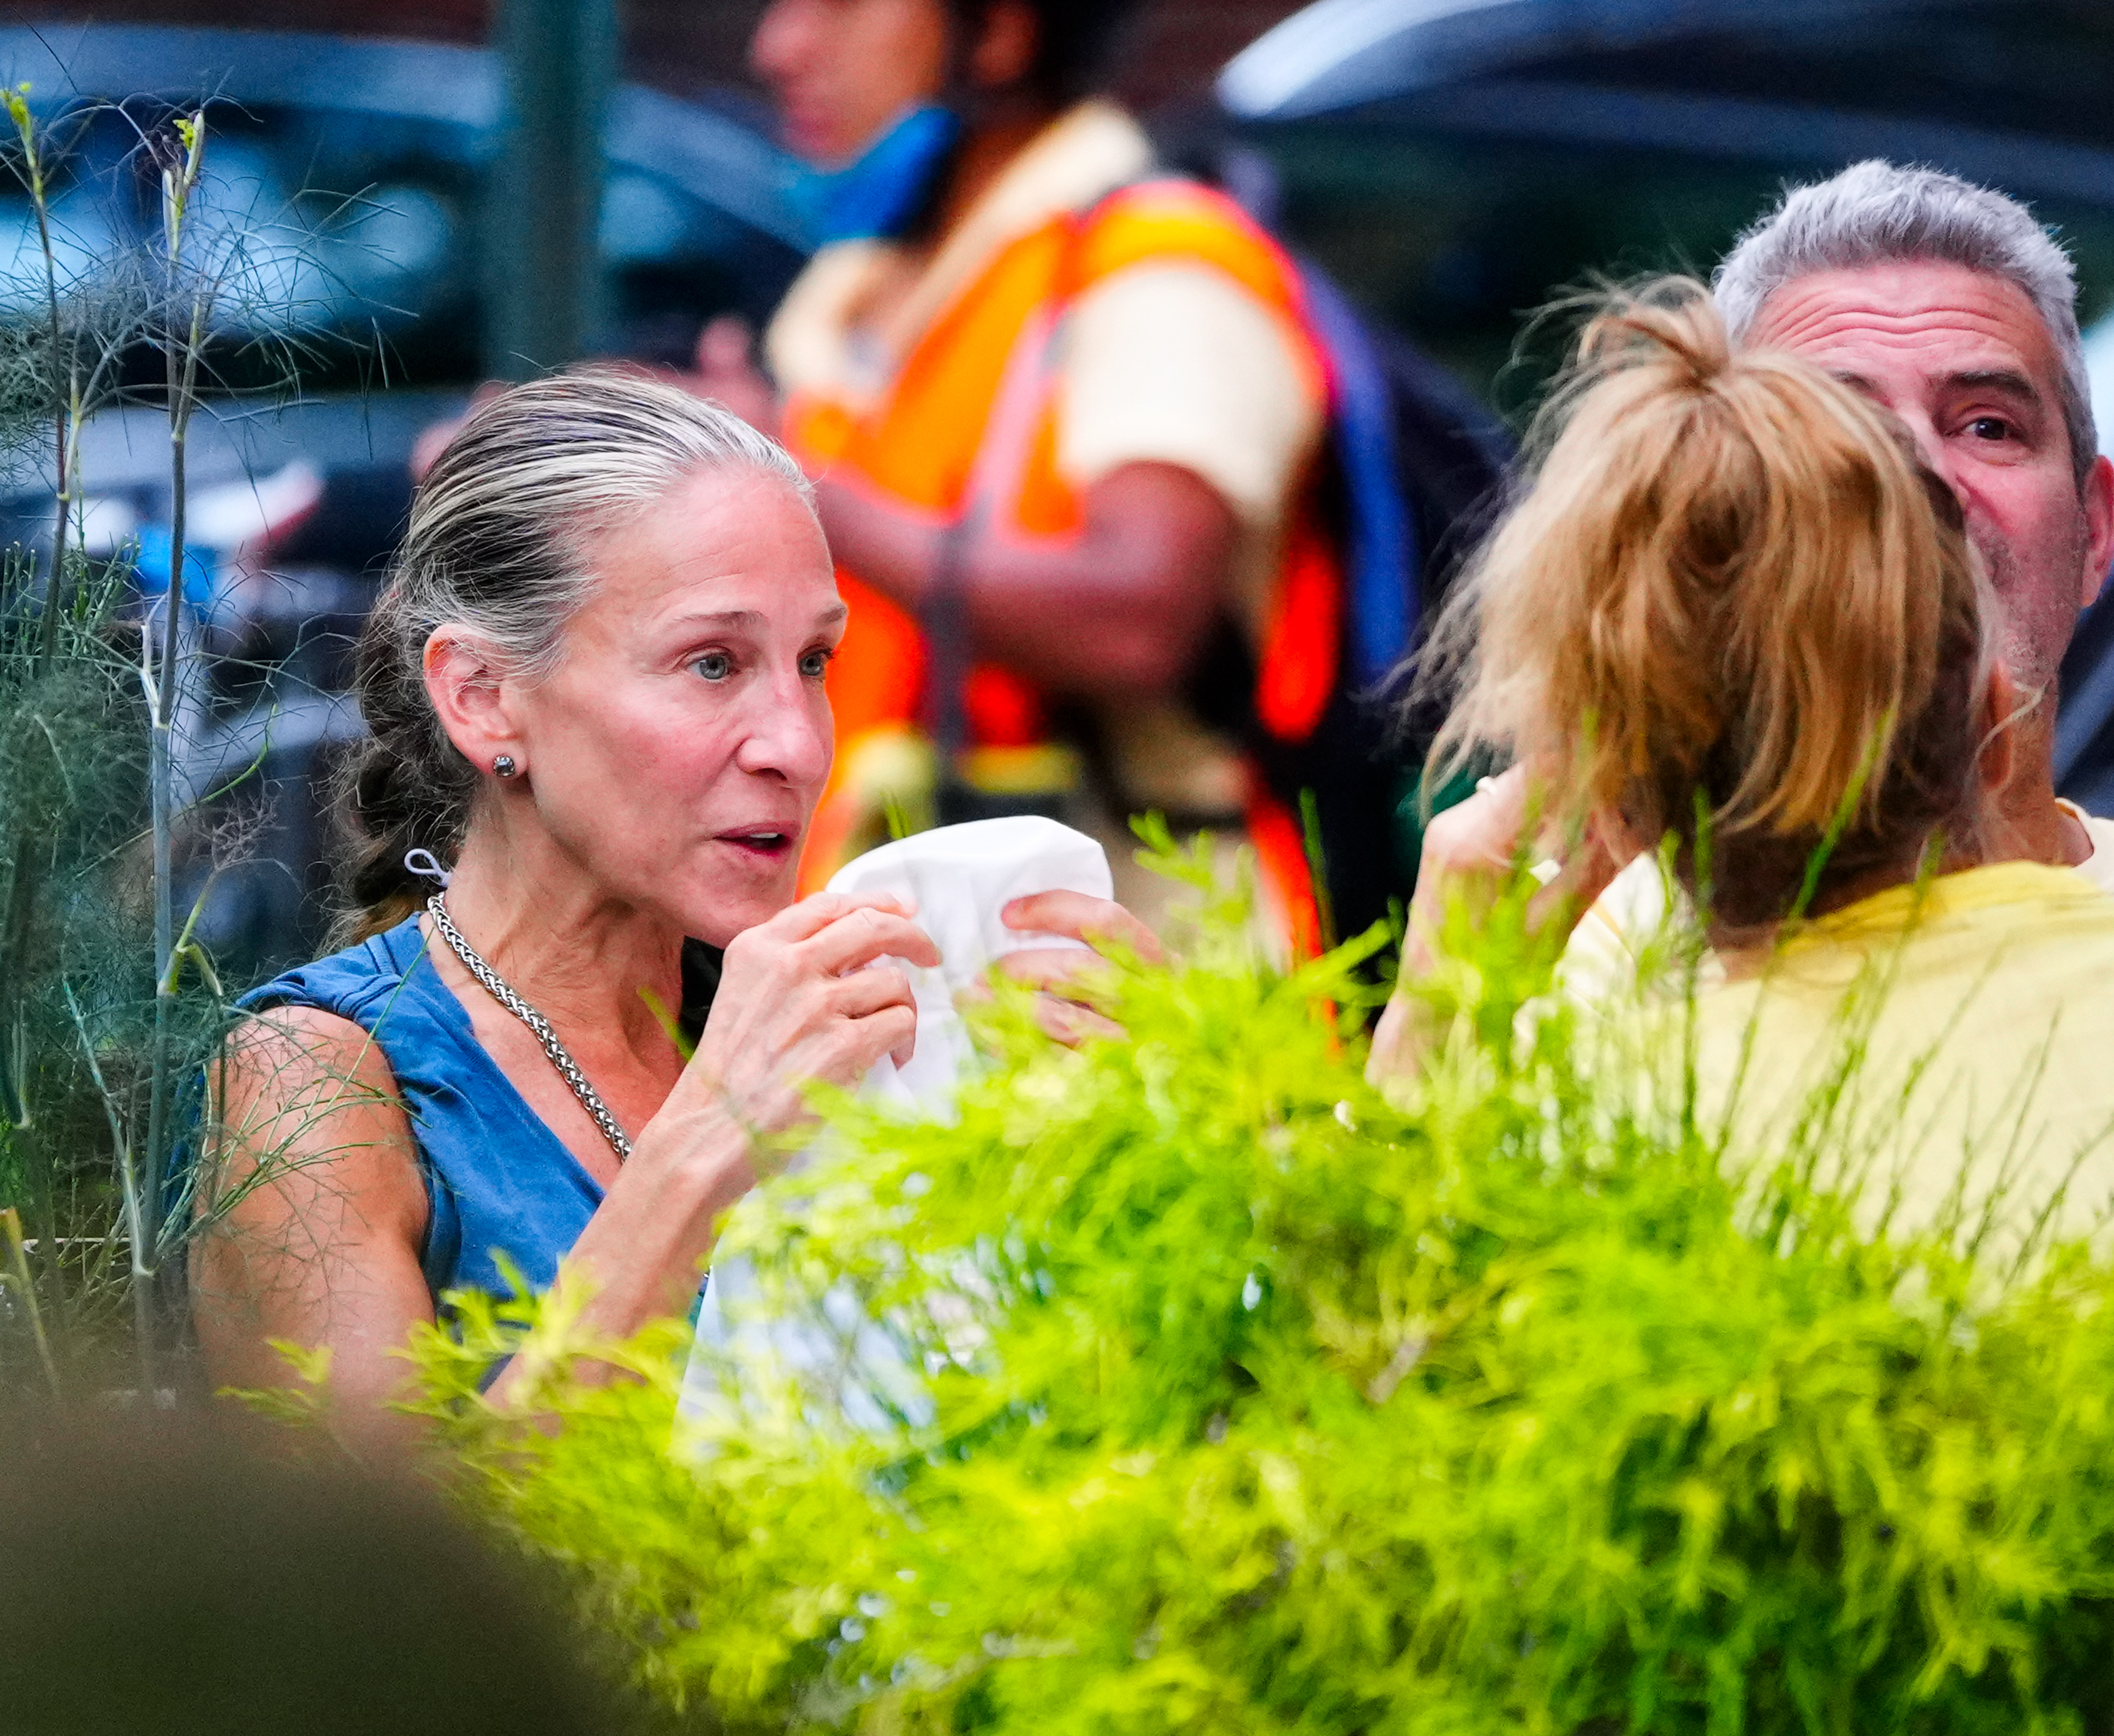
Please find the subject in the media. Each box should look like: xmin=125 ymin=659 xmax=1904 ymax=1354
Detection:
xmin=967 ymin=0 xmax=1040 ymax=91
xmin=423 ymin=628 xmax=520 ymax=774
xmin=2081 ymin=452 xmax=2114 ymax=608
xmin=1980 ymin=658 xmax=2022 ymax=798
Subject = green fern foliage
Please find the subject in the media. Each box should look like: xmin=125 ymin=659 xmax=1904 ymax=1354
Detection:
xmin=404 ymin=886 xmax=2114 ymax=1735
xmin=0 ymin=549 xmax=156 ymax=1369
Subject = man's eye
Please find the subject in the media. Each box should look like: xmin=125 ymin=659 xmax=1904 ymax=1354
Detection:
xmin=693 ymin=651 xmax=734 ymax=682
xmin=1966 ymin=416 xmax=2013 ymax=441
xmin=799 ymin=648 xmax=832 ymax=680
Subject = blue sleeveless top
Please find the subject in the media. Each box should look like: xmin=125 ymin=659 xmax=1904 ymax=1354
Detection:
xmin=239 ymin=916 xmax=605 ymax=1303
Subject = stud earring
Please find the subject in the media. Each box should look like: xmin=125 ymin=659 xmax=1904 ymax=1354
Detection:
xmin=493 ymin=755 xmax=518 ymax=779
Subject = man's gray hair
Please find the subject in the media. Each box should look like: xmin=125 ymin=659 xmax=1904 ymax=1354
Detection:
xmin=1713 ymin=160 xmax=2097 ymax=480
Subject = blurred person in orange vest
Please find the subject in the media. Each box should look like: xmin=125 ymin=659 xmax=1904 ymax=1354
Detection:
xmin=697 ymin=0 xmax=1344 ymax=953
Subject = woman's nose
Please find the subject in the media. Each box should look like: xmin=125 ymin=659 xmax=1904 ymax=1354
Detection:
xmin=733 ymin=682 xmax=832 ymax=787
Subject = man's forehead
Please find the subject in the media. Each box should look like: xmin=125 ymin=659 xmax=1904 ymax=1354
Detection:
xmin=1745 ymin=260 xmax=2059 ymax=383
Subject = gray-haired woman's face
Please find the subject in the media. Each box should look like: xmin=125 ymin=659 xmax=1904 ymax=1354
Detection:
xmin=501 ymin=466 xmax=844 ymax=946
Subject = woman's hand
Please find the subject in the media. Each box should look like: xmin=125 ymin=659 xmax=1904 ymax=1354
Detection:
xmin=981 ymin=891 xmax=1163 ymax=1044
xmin=1369 ymin=767 xmax=1625 ymax=1084
xmin=674 ymin=890 xmax=940 ymax=1152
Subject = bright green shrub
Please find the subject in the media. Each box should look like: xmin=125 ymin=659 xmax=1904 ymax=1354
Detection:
xmin=403 ymin=874 xmax=2114 ymax=1735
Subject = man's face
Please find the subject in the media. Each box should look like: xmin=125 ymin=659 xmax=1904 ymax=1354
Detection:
xmin=1747 ymin=259 xmax=2114 ymax=698
xmin=751 ymin=0 xmax=953 ymax=168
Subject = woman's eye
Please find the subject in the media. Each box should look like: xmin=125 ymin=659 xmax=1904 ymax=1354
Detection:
xmin=692 ymin=651 xmax=734 ymax=682
xmin=799 ymin=649 xmax=833 ymax=680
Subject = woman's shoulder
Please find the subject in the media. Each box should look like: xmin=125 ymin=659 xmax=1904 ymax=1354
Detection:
xmin=238 ymin=915 xmax=433 ymax=1029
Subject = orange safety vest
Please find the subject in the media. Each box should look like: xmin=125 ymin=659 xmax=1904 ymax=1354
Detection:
xmin=786 ymin=179 xmax=1342 ymax=959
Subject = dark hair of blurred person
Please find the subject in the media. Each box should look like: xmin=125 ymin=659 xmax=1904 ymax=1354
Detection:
xmin=0 ymin=1406 xmax=613 ymax=1736
xmin=713 ymin=0 xmax=1356 ymax=958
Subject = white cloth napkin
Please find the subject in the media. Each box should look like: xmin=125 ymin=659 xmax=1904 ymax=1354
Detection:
xmin=679 ymin=818 xmax=1114 ymax=1434
xmin=824 ymin=815 xmax=1113 ymax=1109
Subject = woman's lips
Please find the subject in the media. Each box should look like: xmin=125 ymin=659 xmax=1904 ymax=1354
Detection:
xmin=717 ymin=830 xmax=796 ymax=860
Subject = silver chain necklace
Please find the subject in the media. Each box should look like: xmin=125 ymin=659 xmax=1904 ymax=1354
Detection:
xmin=425 ymin=893 xmax=633 ymax=1163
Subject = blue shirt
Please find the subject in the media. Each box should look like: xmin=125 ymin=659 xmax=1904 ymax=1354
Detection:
xmin=238 ymin=915 xmax=606 ymax=1304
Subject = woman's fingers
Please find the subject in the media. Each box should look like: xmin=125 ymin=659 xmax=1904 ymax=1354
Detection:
xmin=1001 ymin=891 xmax=1163 ymax=963
xmin=988 ymin=947 xmax=1113 ymax=995
xmin=689 ymin=892 xmax=940 ymax=1141
xmin=829 ymin=962 xmax=915 ymax=1020
xmin=1405 ymin=772 xmax=1536 ymax=979
xmin=816 ymin=993 xmax=918 ymax=1078
xmin=766 ymin=888 xmax=915 ymax=944
xmin=801 ymin=905 xmax=941 ymax=976
xmin=1420 ymin=765 xmax=1533 ymax=878
xmin=858 ymin=1003 xmax=920 ymax=1073
xmin=1407 ymin=764 xmax=1625 ymax=979
xmin=958 ymin=948 xmax=1126 ymax=1050
xmin=699 ymin=890 xmax=1157 ymax=1136
xmin=1032 ymin=999 xmax=1125 ymax=1046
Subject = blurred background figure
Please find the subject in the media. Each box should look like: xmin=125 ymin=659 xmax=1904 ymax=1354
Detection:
xmin=12 ymin=0 xmax=2114 ymax=970
xmin=0 ymin=1405 xmax=613 ymax=1735
xmin=705 ymin=0 xmax=1419 ymax=950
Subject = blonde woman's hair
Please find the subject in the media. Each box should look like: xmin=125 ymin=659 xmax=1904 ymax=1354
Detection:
xmin=1431 ymin=279 xmax=1992 ymax=930
xmin=338 ymin=369 xmax=814 ymax=943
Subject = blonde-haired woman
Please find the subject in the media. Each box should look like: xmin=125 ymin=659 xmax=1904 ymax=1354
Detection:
xmin=1373 ymin=281 xmax=2114 ymax=1262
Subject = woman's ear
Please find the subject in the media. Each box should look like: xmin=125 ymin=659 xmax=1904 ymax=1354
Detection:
xmin=1978 ymin=659 xmax=2022 ymax=798
xmin=423 ymin=629 xmax=520 ymax=776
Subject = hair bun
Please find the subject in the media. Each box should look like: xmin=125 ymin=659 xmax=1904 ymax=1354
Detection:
xmin=1575 ymin=279 xmax=1732 ymax=391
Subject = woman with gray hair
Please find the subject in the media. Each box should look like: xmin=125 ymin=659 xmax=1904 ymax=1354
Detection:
xmin=193 ymin=371 xmax=1146 ymax=1437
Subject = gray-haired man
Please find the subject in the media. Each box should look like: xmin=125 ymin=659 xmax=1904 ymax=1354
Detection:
xmin=1712 ymin=159 xmax=2114 ymax=879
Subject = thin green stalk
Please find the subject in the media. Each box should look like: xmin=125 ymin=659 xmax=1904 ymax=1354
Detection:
xmin=137 ymin=110 xmax=207 ymax=1388
xmin=61 ymin=980 xmax=146 ymax=1363
xmin=0 ymin=1205 xmax=59 ymax=1395
xmin=1299 ymin=787 xmax=1339 ymax=957
xmin=4 ymin=85 xmax=73 ymax=667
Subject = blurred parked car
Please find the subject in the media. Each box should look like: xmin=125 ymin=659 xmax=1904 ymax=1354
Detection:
xmin=1220 ymin=0 xmax=2114 ymax=812
xmin=0 ymin=23 xmax=808 ymax=378
xmin=0 ymin=24 xmax=813 ymax=978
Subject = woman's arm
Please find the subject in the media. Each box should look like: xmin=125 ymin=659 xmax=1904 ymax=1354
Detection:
xmin=194 ymin=1006 xmax=435 ymax=1444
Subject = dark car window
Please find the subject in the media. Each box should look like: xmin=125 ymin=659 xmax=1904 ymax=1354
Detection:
xmin=1240 ymin=0 xmax=2114 ymax=409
